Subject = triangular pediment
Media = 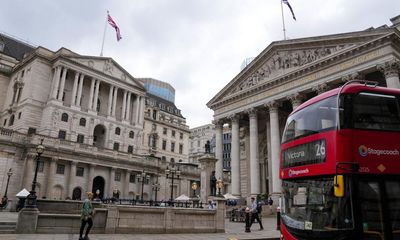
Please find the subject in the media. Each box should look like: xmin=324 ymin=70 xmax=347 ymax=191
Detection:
xmin=66 ymin=55 xmax=144 ymax=89
xmin=208 ymin=28 xmax=394 ymax=107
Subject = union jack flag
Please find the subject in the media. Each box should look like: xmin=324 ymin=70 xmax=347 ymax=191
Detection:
xmin=282 ymin=0 xmax=296 ymax=21
xmin=108 ymin=13 xmax=122 ymax=41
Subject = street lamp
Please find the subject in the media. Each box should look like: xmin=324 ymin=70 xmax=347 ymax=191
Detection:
xmin=95 ymin=189 xmax=101 ymax=200
xmin=217 ymin=178 xmax=224 ymax=197
xmin=165 ymin=163 xmax=180 ymax=202
xmin=3 ymin=168 xmax=13 ymax=199
xmin=152 ymin=182 xmax=160 ymax=202
xmin=25 ymin=139 xmax=45 ymax=209
xmin=191 ymin=181 xmax=198 ymax=197
xmin=137 ymin=170 xmax=150 ymax=202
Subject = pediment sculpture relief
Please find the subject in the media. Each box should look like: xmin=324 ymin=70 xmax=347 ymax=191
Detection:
xmin=232 ymin=45 xmax=351 ymax=93
xmin=103 ymin=59 xmax=114 ymax=75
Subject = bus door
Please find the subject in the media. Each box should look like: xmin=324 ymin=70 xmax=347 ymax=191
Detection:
xmin=355 ymin=176 xmax=400 ymax=240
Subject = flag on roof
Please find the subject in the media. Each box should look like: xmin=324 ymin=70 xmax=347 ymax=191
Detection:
xmin=282 ymin=0 xmax=296 ymax=21
xmin=107 ymin=13 xmax=122 ymax=41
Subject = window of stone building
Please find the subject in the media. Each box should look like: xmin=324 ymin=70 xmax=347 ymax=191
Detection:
xmin=179 ymin=144 xmax=183 ymax=154
xmin=61 ymin=113 xmax=68 ymax=122
xmin=37 ymin=160 xmax=44 ymax=173
xmin=76 ymin=167 xmax=84 ymax=177
xmin=18 ymin=112 xmax=22 ymax=119
xmin=162 ymin=140 xmax=167 ymax=150
xmin=162 ymin=156 xmax=166 ymax=161
xmin=152 ymin=110 xmax=157 ymax=120
xmin=115 ymin=171 xmax=121 ymax=182
xmin=163 ymin=128 xmax=167 ymax=135
xmin=180 ymin=132 xmax=183 ymax=139
xmin=3 ymin=119 xmax=7 ymax=126
xmin=129 ymin=173 xmax=136 ymax=183
xmin=79 ymin=118 xmax=86 ymax=126
xmin=77 ymin=134 xmax=84 ymax=143
xmin=28 ymin=128 xmax=36 ymax=135
xmin=115 ymin=127 xmax=121 ymax=135
xmin=56 ymin=164 xmax=65 ymax=174
xmin=58 ymin=130 xmax=66 ymax=139
xmin=197 ymin=140 xmax=200 ymax=147
xmin=127 ymin=145 xmax=133 ymax=153
xmin=9 ymin=114 xmax=15 ymax=126
xmin=113 ymin=142 xmax=120 ymax=151
xmin=172 ymin=130 xmax=176 ymax=137
xmin=129 ymin=131 xmax=134 ymax=139
xmin=171 ymin=142 xmax=175 ymax=152
xmin=96 ymin=99 xmax=101 ymax=112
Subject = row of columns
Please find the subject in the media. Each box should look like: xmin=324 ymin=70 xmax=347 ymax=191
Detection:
xmin=50 ymin=65 xmax=145 ymax=124
xmin=22 ymin=155 xmax=155 ymax=199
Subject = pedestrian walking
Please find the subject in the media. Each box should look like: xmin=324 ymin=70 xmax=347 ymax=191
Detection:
xmin=79 ymin=192 xmax=94 ymax=240
xmin=249 ymin=197 xmax=263 ymax=230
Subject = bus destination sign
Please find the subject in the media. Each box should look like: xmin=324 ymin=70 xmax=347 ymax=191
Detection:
xmin=282 ymin=139 xmax=326 ymax=168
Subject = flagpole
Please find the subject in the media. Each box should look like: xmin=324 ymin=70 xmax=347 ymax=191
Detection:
xmin=280 ymin=0 xmax=287 ymax=40
xmin=100 ymin=11 xmax=109 ymax=57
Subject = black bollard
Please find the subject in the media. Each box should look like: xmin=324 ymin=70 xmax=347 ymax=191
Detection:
xmin=245 ymin=208 xmax=251 ymax=232
xmin=276 ymin=206 xmax=281 ymax=231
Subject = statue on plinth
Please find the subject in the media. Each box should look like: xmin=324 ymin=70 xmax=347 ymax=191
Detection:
xmin=210 ymin=170 xmax=217 ymax=196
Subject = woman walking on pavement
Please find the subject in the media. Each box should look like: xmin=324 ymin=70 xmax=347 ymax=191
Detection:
xmin=79 ymin=192 xmax=94 ymax=240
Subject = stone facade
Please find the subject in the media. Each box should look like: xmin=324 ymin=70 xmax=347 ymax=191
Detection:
xmin=189 ymin=123 xmax=215 ymax=164
xmin=208 ymin=16 xmax=400 ymax=200
xmin=0 ymin=38 xmax=200 ymax=207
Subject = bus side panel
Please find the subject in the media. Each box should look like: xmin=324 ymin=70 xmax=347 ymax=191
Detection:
xmin=281 ymin=222 xmax=297 ymax=240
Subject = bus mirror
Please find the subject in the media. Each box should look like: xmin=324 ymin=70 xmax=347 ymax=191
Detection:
xmin=334 ymin=175 xmax=344 ymax=197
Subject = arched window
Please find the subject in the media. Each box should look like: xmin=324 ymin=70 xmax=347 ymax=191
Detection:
xmin=127 ymin=145 xmax=133 ymax=153
xmin=9 ymin=114 xmax=15 ymax=126
xmin=61 ymin=113 xmax=68 ymax=122
xmin=129 ymin=131 xmax=134 ymax=139
xmin=115 ymin=127 xmax=121 ymax=135
xmin=79 ymin=118 xmax=86 ymax=126
xmin=113 ymin=142 xmax=120 ymax=151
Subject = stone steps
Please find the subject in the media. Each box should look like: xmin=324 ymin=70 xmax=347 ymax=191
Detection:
xmin=0 ymin=222 xmax=16 ymax=234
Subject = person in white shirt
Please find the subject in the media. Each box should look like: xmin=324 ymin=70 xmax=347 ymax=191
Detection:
xmin=249 ymin=197 xmax=263 ymax=230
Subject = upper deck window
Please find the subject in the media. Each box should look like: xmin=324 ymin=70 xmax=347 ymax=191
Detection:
xmin=282 ymin=96 xmax=337 ymax=143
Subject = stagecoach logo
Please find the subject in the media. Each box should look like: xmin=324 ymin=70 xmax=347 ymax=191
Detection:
xmin=288 ymin=168 xmax=309 ymax=177
xmin=359 ymin=145 xmax=400 ymax=157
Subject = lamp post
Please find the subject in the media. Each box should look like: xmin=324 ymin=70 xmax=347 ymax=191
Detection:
xmin=25 ymin=139 xmax=45 ymax=208
xmin=152 ymin=182 xmax=160 ymax=202
xmin=137 ymin=170 xmax=150 ymax=202
xmin=95 ymin=189 xmax=101 ymax=201
xmin=217 ymin=178 xmax=224 ymax=197
xmin=191 ymin=181 xmax=198 ymax=198
xmin=3 ymin=168 xmax=13 ymax=199
xmin=165 ymin=163 xmax=180 ymax=202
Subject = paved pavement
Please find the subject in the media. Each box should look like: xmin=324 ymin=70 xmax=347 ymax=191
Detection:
xmin=0 ymin=211 xmax=280 ymax=240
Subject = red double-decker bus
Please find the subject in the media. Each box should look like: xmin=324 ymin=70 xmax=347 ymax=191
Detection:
xmin=279 ymin=81 xmax=400 ymax=240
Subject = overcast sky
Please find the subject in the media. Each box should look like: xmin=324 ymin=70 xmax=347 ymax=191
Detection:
xmin=1 ymin=0 xmax=399 ymax=128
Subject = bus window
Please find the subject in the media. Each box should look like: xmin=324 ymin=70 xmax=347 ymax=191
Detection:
xmin=358 ymin=181 xmax=385 ymax=240
xmin=352 ymin=92 xmax=400 ymax=131
xmin=386 ymin=180 xmax=400 ymax=239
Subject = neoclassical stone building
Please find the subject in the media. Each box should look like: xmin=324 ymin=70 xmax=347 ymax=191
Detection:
xmin=0 ymin=34 xmax=199 ymax=205
xmin=208 ymin=16 xmax=400 ymax=199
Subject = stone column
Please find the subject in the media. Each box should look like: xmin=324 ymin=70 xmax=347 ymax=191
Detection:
xmin=134 ymin=96 xmax=140 ymax=124
xmin=287 ymin=93 xmax=303 ymax=110
xmin=67 ymin=161 xmax=77 ymax=199
xmin=112 ymin=87 xmax=118 ymax=117
xmin=46 ymin=158 xmax=58 ymax=199
xmin=107 ymin=86 xmax=114 ymax=116
xmin=109 ymin=167 xmax=115 ymax=197
xmin=124 ymin=170 xmax=130 ymax=198
xmin=93 ymin=79 xmax=100 ymax=111
xmin=199 ymin=155 xmax=217 ymax=203
xmin=23 ymin=155 xmax=35 ymax=189
xmin=51 ymin=66 xmax=61 ymax=99
xmin=378 ymin=59 xmax=400 ymax=89
xmin=312 ymin=83 xmax=329 ymax=95
xmin=213 ymin=120 xmax=223 ymax=180
xmin=229 ymin=114 xmax=240 ymax=196
xmin=138 ymin=96 xmax=145 ymax=125
xmin=88 ymin=78 xmax=95 ymax=110
xmin=70 ymin=72 xmax=79 ymax=105
xmin=248 ymin=108 xmax=260 ymax=196
xmin=266 ymin=101 xmax=281 ymax=194
xmin=57 ymin=67 xmax=67 ymax=101
xmin=87 ymin=164 xmax=95 ymax=194
xmin=76 ymin=74 xmax=84 ymax=107
xmin=126 ymin=92 xmax=131 ymax=121
xmin=121 ymin=90 xmax=127 ymax=120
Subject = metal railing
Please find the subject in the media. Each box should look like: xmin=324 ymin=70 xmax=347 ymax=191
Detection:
xmin=98 ymin=198 xmax=205 ymax=208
